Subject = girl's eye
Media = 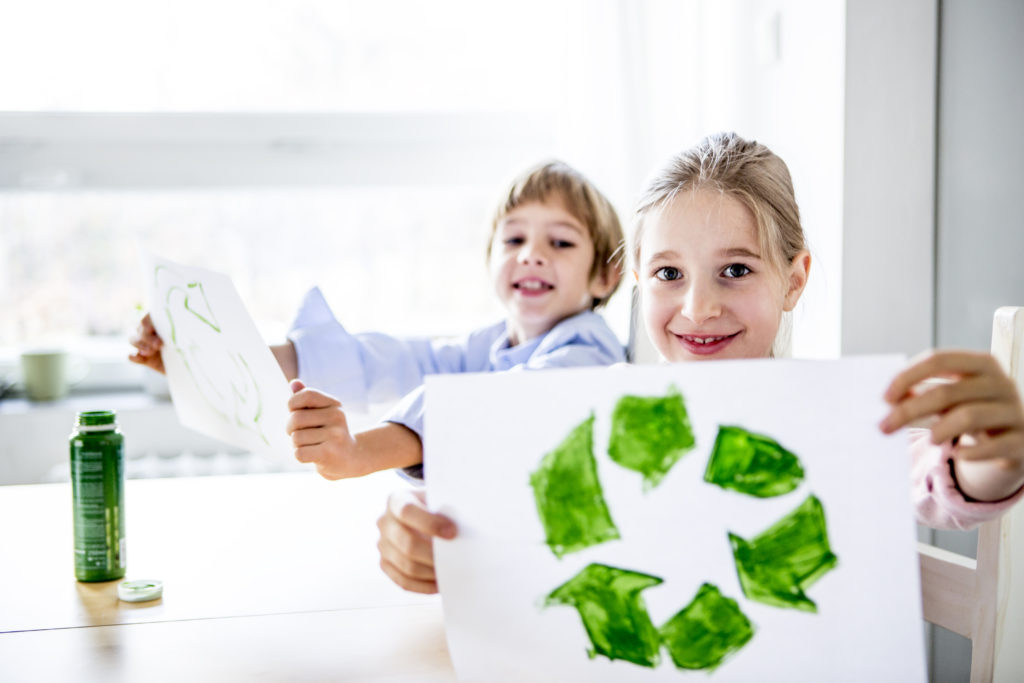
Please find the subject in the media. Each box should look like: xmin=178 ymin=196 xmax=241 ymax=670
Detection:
xmin=504 ymin=236 xmax=524 ymax=246
xmin=655 ymin=266 xmax=683 ymax=282
xmin=723 ymin=263 xmax=751 ymax=278
xmin=552 ymin=240 xmax=575 ymax=249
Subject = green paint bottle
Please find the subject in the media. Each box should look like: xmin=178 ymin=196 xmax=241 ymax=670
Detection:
xmin=70 ymin=410 xmax=126 ymax=582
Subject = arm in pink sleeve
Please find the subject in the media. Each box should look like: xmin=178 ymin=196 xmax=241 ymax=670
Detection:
xmin=911 ymin=428 xmax=1024 ymax=530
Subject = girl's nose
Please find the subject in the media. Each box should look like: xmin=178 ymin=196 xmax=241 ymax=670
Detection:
xmin=680 ymin=281 xmax=721 ymax=324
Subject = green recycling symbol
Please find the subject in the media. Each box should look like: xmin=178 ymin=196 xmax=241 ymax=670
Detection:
xmin=530 ymin=387 xmax=838 ymax=672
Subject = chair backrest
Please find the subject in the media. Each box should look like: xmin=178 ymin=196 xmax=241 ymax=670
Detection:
xmin=918 ymin=306 xmax=1024 ymax=682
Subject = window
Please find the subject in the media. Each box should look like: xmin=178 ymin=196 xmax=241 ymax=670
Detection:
xmin=1 ymin=0 xmax=847 ymax=390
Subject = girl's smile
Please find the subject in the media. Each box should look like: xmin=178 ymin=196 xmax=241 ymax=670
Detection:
xmin=674 ymin=331 xmax=742 ymax=355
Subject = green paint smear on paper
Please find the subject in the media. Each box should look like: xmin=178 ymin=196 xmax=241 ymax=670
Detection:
xmin=659 ymin=583 xmax=754 ymax=671
xmin=545 ymin=563 xmax=664 ymax=668
xmin=704 ymin=425 xmax=804 ymax=498
xmin=729 ymin=494 xmax=838 ymax=612
xmin=530 ymin=415 xmax=620 ymax=558
xmin=607 ymin=387 xmax=695 ymax=490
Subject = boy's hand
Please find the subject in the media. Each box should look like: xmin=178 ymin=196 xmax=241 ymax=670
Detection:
xmin=128 ymin=313 xmax=165 ymax=374
xmin=287 ymin=379 xmax=365 ymax=480
xmin=377 ymin=488 xmax=456 ymax=594
xmin=882 ymin=350 xmax=1024 ymax=501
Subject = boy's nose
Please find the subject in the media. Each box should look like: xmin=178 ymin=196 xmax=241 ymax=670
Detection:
xmin=517 ymin=242 xmax=548 ymax=265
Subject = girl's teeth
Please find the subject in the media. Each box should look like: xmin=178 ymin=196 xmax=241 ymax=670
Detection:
xmin=687 ymin=336 xmax=725 ymax=344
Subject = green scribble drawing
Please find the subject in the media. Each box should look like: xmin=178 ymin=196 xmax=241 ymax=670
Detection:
xmin=544 ymin=563 xmax=664 ymax=668
xmin=729 ymin=494 xmax=838 ymax=612
xmin=658 ymin=583 xmax=754 ymax=671
xmin=530 ymin=415 xmax=620 ymax=558
xmin=154 ymin=265 xmax=270 ymax=446
xmin=704 ymin=425 xmax=804 ymax=497
xmin=607 ymin=386 xmax=695 ymax=490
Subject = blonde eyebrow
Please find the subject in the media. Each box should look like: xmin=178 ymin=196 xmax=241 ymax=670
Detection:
xmin=721 ymin=247 xmax=762 ymax=260
xmin=501 ymin=218 xmax=586 ymax=235
xmin=549 ymin=222 xmax=587 ymax=236
xmin=646 ymin=249 xmax=680 ymax=263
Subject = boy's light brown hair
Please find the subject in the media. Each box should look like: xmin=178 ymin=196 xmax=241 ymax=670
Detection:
xmin=487 ymin=160 xmax=624 ymax=309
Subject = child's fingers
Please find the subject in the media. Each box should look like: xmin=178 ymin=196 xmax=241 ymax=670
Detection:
xmin=289 ymin=426 xmax=333 ymax=448
xmin=127 ymin=351 xmax=165 ymax=374
xmin=953 ymin=432 xmax=1024 ymax=465
xmin=287 ymin=387 xmax=342 ymax=411
xmin=131 ymin=314 xmax=163 ymax=351
xmin=387 ymin=489 xmax=457 ymax=540
xmin=884 ymin=350 xmax=999 ymax=402
xmin=378 ymin=557 xmax=438 ymax=594
xmin=881 ymin=375 xmax=1011 ymax=433
xmin=290 ymin=379 xmax=305 ymax=394
xmin=377 ymin=533 xmax=437 ymax=578
xmin=929 ymin=402 xmax=1024 ymax=445
xmin=293 ymin=444 xmax=322 ymax=464
xmin=286 ymin=406 xmax=347 ymax=435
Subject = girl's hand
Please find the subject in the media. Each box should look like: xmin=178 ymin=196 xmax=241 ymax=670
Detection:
xmin=128 ymin=313 xmax=166 ymax=374
xmin=377 ymin=488 xmax=456 ymax=594
xmin=287 ymin=380 xmax=363 ymax=480
xmin=882 ymin=350 xmax=1024 ymax=501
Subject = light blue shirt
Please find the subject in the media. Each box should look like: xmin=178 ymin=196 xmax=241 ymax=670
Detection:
xmin=286 ymin=287 xmax=626 ymax=476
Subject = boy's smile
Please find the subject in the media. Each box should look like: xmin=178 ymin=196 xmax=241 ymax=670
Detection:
xmin=637 ymin=189 xmax=808 ymax=362
xmin=490 ymin=200 xmax=615 ymax=345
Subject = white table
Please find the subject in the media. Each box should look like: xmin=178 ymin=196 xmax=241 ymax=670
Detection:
xmin=0 ymin=471 xmax=456 ymax=682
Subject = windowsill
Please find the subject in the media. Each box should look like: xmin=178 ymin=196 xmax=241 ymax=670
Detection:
xmin=0 ymin=386 xmax=235 ymax=486
xmin=0 ymin=388 xmax=171 ymax=415
xmin=0 ymin=337 xmax=156 ymax=398
xmin=0 ymin=382 xmax=396 ymax=486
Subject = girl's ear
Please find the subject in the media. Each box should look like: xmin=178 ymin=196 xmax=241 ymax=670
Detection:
xmin=782 ymin=250 xmax=811 ymax=312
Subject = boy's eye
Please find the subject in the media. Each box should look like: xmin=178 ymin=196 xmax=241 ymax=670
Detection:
xmin=655 ymin=266 xmax=683 ymax=282
xmin=722 ymin=263 xmax=751 ymax=278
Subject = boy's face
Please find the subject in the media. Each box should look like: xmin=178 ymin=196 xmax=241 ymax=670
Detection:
xmin=489 ymin=200 xmax=613 ymax=345
xmin=636 ymin=189 xmax=807 ymax=362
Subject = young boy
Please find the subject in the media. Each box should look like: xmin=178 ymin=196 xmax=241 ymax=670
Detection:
xmin=130 ymin=160 xmax=627 ymax=479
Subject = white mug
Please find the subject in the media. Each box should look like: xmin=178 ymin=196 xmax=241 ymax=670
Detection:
xmin=19 ymin=350 xmax=88 ymax=401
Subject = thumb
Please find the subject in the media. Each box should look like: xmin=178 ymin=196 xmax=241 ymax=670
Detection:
xmin=290 ymin=379 xmax=305 ymax=394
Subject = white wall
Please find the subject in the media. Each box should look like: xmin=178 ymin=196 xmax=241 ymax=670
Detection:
xmin=936 ymin=0 xmax=1024 ymax=351
xmin=842 ymin=0 xmax=938 ymax=357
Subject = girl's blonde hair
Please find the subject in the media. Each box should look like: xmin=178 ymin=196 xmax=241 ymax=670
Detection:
xmin=630 ymin=132 xmax=805 ymax=275
xmin=629 ymin=132 xmax=808 ymax=357
xmin=488 ymin=160 xmax=624 ymax=309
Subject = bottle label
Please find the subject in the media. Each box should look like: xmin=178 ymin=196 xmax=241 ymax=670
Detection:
xmin=71 ymin=445 xmax=124 ymax=576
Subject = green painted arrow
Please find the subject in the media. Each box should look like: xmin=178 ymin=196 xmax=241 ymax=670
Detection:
xmin=704 ymin=425 xmax=804 ymax=497
xmin=729 ymin=494 xmax=838 ymax=612
xmin=659 ymin=583 xmax=754 ymax=671
xmin=607 ymin=387 xmax=695 ymax=490
xmin=530 ymin=415 xmax=620 ymax=558
xmin=544 ymin=563 xmax=664 ymax=667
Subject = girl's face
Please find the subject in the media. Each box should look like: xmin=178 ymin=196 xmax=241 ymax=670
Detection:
xmin=490 ymin=200 xmax=617 ymax=345
xmin=636 ymin=189 xmax=809 ymax=362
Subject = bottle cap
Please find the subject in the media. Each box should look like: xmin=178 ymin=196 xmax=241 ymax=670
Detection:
xmin=118 ymin=579 xmax=163 ymax=602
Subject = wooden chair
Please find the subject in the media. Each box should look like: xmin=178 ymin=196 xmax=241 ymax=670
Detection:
xmin=918 ymin=306 xmax=1024 ymax=682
